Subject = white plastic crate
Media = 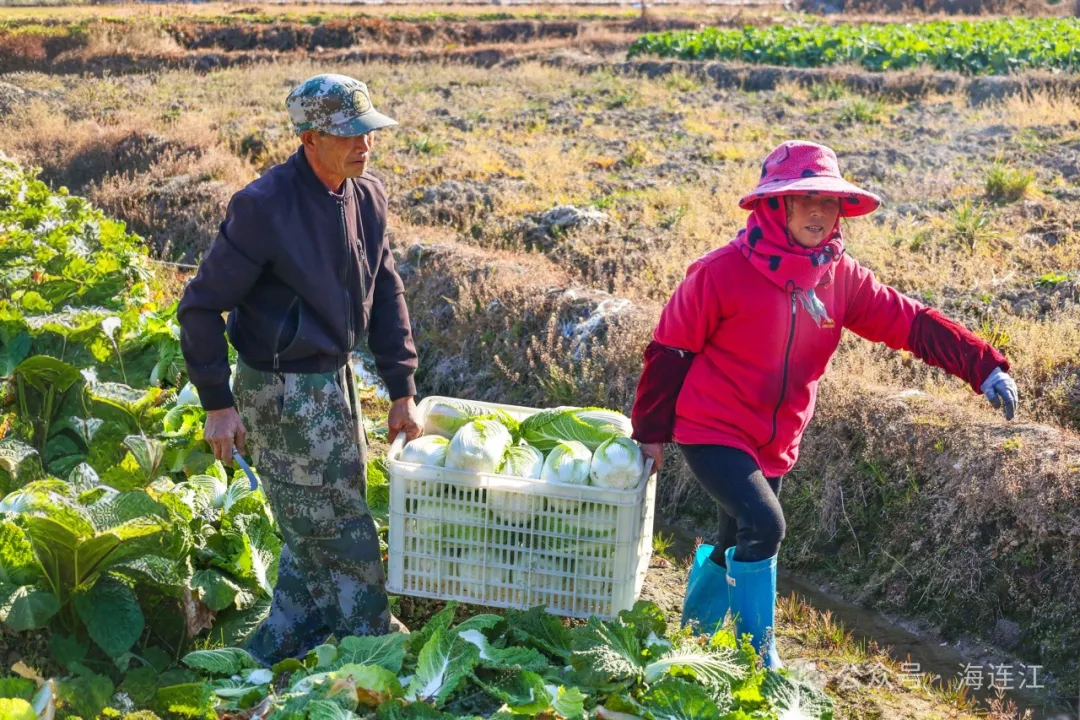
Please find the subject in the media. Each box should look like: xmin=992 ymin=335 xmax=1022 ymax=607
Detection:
xmin=386 ymin=396 xmax=656 ymax=619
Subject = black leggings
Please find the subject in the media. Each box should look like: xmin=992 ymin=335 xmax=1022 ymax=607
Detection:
xmin=679 ymin=444 xmax=785 ymax=567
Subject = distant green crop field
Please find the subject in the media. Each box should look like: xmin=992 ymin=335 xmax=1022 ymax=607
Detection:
xmin=628 ymin=18 xmax=1080 ymax=75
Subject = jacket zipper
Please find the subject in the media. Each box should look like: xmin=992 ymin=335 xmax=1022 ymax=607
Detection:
xmin=272 ymin=297 xmax=301 ymax=370
xmin=338 ymin=199 xmax=355 ymax=351
xmin=758 ymin=292 xmax=797 ymax=451
xmin=355 ymin=201 xmax=367 ymax=307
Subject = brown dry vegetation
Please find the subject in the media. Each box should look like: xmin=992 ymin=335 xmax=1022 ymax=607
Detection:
xmin=2 ymin=32 xmax=1078 ymax=716
xmin=0 ymin=1 xmax=1056 ymax=26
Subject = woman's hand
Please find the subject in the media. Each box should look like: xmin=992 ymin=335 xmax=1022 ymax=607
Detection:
xmin=981 ymin=367 xmax=1019 ymax=421
xmin=638 ymin=442 xmax=664 ymax=472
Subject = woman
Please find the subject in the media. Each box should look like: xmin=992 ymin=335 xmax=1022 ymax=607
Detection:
xmin=630 ymin=141 xmax=1018 ymax=669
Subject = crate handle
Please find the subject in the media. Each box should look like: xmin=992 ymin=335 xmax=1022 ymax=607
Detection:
xmin=389 ymin=425 xmax=408 ymax=461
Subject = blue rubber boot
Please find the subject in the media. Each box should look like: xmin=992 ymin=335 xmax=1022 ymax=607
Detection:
xmin=725 ymin=546 xmax=784 ymax=670
xmin=680 ymin=544 xmax=731 ymax=635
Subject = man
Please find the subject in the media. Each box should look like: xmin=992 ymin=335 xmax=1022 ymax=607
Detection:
xmin=178 ymin=73 xmax=422 ymax=663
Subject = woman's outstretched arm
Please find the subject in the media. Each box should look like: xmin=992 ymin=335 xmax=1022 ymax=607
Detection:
xmin=842 ymin=257 xmax=1018 ymax=419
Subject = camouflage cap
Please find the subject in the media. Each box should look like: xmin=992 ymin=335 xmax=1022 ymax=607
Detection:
xmin=286 ymin=73 xmax=398 ymax=137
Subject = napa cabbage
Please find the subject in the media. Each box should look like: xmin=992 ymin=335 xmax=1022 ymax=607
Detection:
xmin=590 ymin=436 xmax=645 ymax=490
xmin=451 ymin=547 xmax=515 ymax=600
xmin=539 ymin=441 xmax=592 ymax=486
xmin=175 ymin=382 xmax=200 ymax=407
xmin=521 ymin=407 xmax=632 ymax=452
xmin=424 ymin=399 xmax=519 ymax=439
xmin=400 ymin=436 xmax=450 ymax=467
xmin=446 ymin=419 xmax=513 ymax=474
xmin=499 ymin=444 xmax=544 ymax=479
xmin=489 ymin=444 xmax=544 ymax=526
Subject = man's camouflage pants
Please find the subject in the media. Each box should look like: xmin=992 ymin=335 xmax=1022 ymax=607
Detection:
xmin=234 ymin=359 xmax=389 ymax=664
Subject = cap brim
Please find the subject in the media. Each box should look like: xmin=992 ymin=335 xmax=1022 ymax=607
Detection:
xmin=325 ymin=111 xmax=398 ymax=137
xmin=739 ymin=176 xmax=881 ymax=217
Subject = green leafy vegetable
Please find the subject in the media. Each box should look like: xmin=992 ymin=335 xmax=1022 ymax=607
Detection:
xmin=446 ymin=419 xmax=513 ymax=474
xmin=337 ymin=634 xmax=409 ymax=674
xmin=182 ymin=647 xmax=262 ymax=676
xmin=456 ymin=628 xmax=548 ymax=671
xmin=423 ymin=399 xmax=518 ymax=440
xmin=521 ymin=407 xmax=631 ymax=452
xmin=0 ymin=697 xmax=36 ymax=720
xmin=400 ymin=436 xmax=450 ymax=467
xmin=72 ymin=575 xmax=144 ymax=659
xmin=640 ymin=677 xmax=723 ymax=720
xmin=540 ymin=440 xmax=592 ymax=486
xmin=570 ymin=618 xmax=644 ymax=686
xmin=154 ymin=682 xmax=216 ymax=719
xmin=761 ymin=671 xmax=834 ymax=720
xmin=56 ymin=672 xmax=115 ymax=719
xmin=406 ymin=629 xmax=480 ymax=705
xmin=506 ymin=606 xmax=573 ymax=662
xmin=627 ymin=18 xmax=1080 ymax=76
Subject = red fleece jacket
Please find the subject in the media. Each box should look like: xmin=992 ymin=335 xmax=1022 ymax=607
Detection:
xmin=630 ymin=244 xmax=1009 ymax=476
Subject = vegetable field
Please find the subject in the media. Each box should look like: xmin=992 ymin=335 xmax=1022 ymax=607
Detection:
xmin=627 ymin=18 xmax=1080 ymax=75
xmin=0 ymin=157 xmax=836 ymax=718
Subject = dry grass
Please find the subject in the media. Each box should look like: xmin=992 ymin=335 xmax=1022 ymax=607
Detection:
xmin=79 ymin=18 xmax=182 ymax=56
xmin=978 ymin=90 xmax=1080 ymax=129
xmin=2 ymin=98 xmax=253 ymax=260
xmin=0 ymin=1 xmax=1055 ymax=27
xmin=0 ymin=3 xmax=695 ymax=24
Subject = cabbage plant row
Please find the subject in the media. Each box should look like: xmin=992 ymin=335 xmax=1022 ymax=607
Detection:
xmin=628 ymin=18 xmax=1080 ymax=75
xmin=0 ymin=153 xmax=289 ymax=719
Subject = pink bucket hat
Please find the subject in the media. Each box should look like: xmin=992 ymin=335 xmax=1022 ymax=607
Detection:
xmin=739 ymin=140 xmax=881 ymax=217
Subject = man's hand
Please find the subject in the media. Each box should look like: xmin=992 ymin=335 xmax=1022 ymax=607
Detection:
xmin=388 ymin=396 xmax=422 ymax=443
xmin=638 ymin=442 xmax=664 ymax=472
xmin=205 ymin=407 xmax=247 ymax=462
xmin=981 ymin=367 xmax=1019 ymax=421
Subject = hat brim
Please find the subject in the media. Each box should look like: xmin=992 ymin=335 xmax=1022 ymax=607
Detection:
xmin=324 ymin=111 xmax=398 ymax=137
xmin=739 ymin=176 xmax=881 ymax=217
